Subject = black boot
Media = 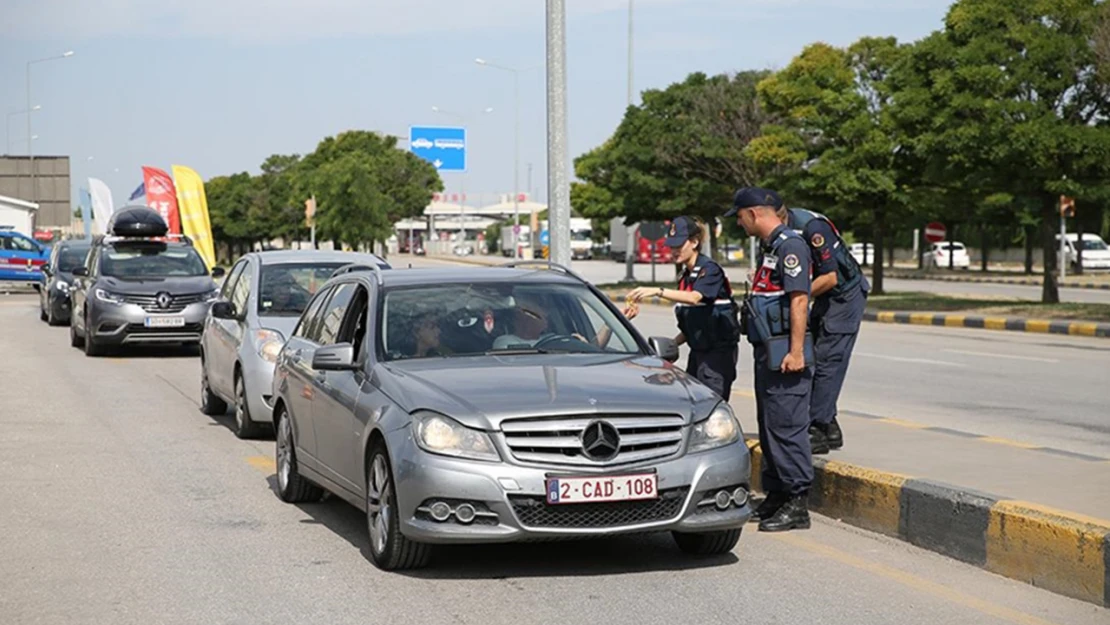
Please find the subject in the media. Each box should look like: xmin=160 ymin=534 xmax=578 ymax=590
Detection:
xmin=809 ymin=425 xmax=830 ymax=455
xmin=750 ymin=491 xmax=788 ymax=522
xmin=825 ymin=419 xmax=843 ymax=450
xmin=758 ymin=494 xmax=811 ymax=532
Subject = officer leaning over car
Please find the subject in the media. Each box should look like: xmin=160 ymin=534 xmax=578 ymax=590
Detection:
xmin=627 ymin=216 xmax=742 ymax=401
xmin=725 ymin=187 xmax=814 ymax=532
xmin=776 ymin=204 xmax=869 ymax=455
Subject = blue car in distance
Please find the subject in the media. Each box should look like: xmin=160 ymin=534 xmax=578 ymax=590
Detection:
xmin=0 ymin=226 xmax=51 ymax=284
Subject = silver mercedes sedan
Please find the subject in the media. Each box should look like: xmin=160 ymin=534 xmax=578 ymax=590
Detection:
xmin=270 ymin=262 xmax=752 ymax=570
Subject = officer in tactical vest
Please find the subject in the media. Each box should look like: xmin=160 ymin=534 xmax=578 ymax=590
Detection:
xmin=777 ymin=205 xmax=869 ymax=454
xmin=725 ymin=188 xmax=814 ymax=532
xmin=627 ymin=216 xmax=741 ymax=401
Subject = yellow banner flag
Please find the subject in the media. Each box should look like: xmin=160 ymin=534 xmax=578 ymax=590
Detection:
xmin=171 ymin=165 xmax=217 ymax=268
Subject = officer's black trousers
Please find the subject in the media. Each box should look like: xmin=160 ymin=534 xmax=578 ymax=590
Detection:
xmin=753 ymin=345 xmax=814 ymax=496
xmin=686 ymin=347 xmax=738 ymax=401
xmin=810 ymin=329 xmax=859 ymax=426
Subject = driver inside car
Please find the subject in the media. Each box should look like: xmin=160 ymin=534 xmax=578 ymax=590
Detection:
xmin=492 ymin=294 xmax=553 ymax=350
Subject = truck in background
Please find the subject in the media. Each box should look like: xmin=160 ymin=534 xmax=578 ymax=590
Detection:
xmin=500 ymin=225 xmax=532 ymax=257
xmin=538 ymin=218 xmax=594 ymax=260
xmin=608 ymin=218 xmax=673 ymax=264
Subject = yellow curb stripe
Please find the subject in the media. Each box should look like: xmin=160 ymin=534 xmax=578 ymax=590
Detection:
xmin=817 ymin=460 xmax=909 ymax=537
xmin=984 ymin=317 xmax=1008 ymax=330
xmin=986 ymin=500 xmax=1110 ymax=607
xmin=909 ymin=312 xmax=934 ymax=325
xmin=246 ymin=455 xmax=276 ymax=473
xmin=943 ymin=314 xmax=967 ymax=327
xmin=877 ymin=311 xmax=896 ymax=323
xmin=1023 ymin=319 xmax=1050 ymax=334
xmin=1069 ymin=322 xmax=1098 ymax=337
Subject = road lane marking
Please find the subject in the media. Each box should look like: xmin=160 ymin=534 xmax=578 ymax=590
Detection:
xmin=976 ymin=437 xmax=1040 ymax=450
xmin=855 ymin=352 xmax=967 ymax=367
xmin=942 ymin=349 xmax=1060 ymax=363
xmin=773 ymin=532 xmax=1064 ymax=625
xmin=247 ymin=456 xmax=276 ymax=473
xmin=877 ymin=417 xmax=930 ymax=430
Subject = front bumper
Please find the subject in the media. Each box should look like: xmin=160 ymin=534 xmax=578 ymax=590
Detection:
xmin=239 ymin=354 xmax=277 ymax=423
xmin=88 ymin=300 xmax=211 ymax=345
xmin=386 ymin=428 xmax=752 ymax=544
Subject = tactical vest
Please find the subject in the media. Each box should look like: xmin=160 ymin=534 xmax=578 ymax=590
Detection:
xmin=673 ymin=259 xmax=741 ymax=352
xmin=745 ymin=229 xmax=800 ymax=345
xmin=787 ymin=208 xmax=864 ymax=296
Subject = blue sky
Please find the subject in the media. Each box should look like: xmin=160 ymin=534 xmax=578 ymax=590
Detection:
xmin=2 ymin=0 xmax=955 ymax=210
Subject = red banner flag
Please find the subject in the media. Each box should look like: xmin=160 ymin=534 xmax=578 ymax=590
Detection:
xmin=141 ymin=166 xmax=181 ymax=234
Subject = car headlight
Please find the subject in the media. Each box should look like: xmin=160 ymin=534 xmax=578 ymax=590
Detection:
xmin=94 ymin=288 xmax=125 ymax=305
xmin=412 ymin=412 xmax=500 ymax=462
xmin=55 ymin=280 xmax=70 ymax=292
xmin=204 ymin=288 xmax=220 ymax=303
xmin=255 ymin=329 xmax=285 ymax=364
xmin=688 ymin=403 xmax=742 ymax=453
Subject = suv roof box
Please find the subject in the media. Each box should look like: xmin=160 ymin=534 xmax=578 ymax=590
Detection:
xmin=110 ymin=205 xmax=168 ymax=237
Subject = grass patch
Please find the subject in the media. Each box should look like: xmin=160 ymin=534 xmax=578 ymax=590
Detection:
xmin=867 ymin=292 xmax=1110 ymax=322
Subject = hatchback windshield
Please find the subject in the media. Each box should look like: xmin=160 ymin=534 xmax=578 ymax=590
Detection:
xmin=381 ymin=281 xmax=642 ymax=360
xmin=1078 ymin=238 xmax=1109 ymax=251
xmin=57 ymin=246 xmax=90 ymax=272
xmin=102 ymin=243 xmax=208 ymax=277
xmin=259 ymin=263 xmax=347 ymax=315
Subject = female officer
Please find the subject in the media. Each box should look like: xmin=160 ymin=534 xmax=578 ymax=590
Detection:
xmin=627 ymin=216 xmax=741 ymax=400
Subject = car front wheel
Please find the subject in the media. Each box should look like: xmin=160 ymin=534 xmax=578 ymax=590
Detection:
xmin=672 ymin=528 xmax=742 ymax=556
xmin=233 ymin=373 xmax=265 ymax=439
xmin=366 ymin=444 xmax=431 ymax=570
xmin=199 ymin=359 xmax=228 ymax=416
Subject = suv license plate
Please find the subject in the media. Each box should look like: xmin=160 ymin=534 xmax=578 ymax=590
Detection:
xmin=545 ymin=472 xmax=658 ymax=505
xmin=145 ymin=316 xmax=185 ymax=328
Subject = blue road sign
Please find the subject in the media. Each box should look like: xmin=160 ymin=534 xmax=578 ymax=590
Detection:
xmin=409 ymin=126 xmax=467 ymax=172
xmin=539 ymin=230 xmax=550 ymax=246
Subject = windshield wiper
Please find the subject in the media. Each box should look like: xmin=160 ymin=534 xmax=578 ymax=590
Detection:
xmin=485 ymin=347 xmax=553 ymax=355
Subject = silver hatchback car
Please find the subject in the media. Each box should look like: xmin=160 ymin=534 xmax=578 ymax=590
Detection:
xmin=199 ymin=250 xmax=390 ymax=438
xmin=271 ymin=262 xmax=752 ymax=570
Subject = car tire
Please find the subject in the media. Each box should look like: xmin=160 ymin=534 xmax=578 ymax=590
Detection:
xmin=366 ymin=443 xmax=432 ymax=571
xmin=40 ymin=304 xmax=48 ymax=322
xmin=199 ymin=359 xmax=228 ymax=416
xmin=83 ymin=313 xmax=106 ymax=357
xmin=232 ymin=373 xmax=265 ymax=440
xmin=672 ymin=528 xmax=742 ymax=556
xmin=70 ymin=315 xmax=83 ymax=348
xmin=275 ymin=406 xmax=325 ymax=504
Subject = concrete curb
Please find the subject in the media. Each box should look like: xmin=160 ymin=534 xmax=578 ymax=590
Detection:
xmin=888 ymin=272 xmax=1110 ymax=291
xmin=744 ymin=439 xmax=1110 ymax=607
xmin=863 ymin=310 xmax=1110 ymax=339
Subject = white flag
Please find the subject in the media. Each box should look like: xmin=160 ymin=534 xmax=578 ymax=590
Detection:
xmin=88 ymin=177 xmax=114 ymax=235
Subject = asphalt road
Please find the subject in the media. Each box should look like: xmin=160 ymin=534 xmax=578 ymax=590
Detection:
xmin=2 ymin=292 xmax=1106 ymax=625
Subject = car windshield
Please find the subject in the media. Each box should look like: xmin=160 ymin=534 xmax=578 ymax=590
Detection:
xmin=57 ymin=246 xmax=90 ymax=272
xmin=571 ymin=230 xmax=592 ymax=242
xmin=381 ymin=281 xmax=642 ymax=361
xmin=940 ymin=243 xmax=964 ymax=250
xmin=1078 ymin=238 xmax=1109 ymax=251
xmin=259 ymin=262 xmax=347 ymax=315
xmin=101 ymin=243 xmax=208 ymax=277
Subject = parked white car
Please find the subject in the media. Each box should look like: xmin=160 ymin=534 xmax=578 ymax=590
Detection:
xmin=1057 ymin=233 xmax=1110 ymax=271
xmin=924 ymin=241 xmax=970 ymax=269
xmin=850 ymin=243 xmax=874 ymax=266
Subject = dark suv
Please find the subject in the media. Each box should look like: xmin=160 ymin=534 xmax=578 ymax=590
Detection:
xmin=68 ymin=206 xmax=225 ymax=356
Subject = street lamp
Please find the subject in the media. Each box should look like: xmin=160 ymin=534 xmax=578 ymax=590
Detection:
xmin=6 ymin=105 xmax=40 ymax=155
xmin=27 ymin=50 xmax=74 ymax=207
xmin=475 ymin=58 xmax=540 ymax=259
xmin=431 ymin=105 xmax=494 ymax=246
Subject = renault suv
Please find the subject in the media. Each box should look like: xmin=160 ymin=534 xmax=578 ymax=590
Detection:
xmin=270 ymin=262 xmax=752 ymax=570
xmin=69 ymin=206 xmax=225 ymax=356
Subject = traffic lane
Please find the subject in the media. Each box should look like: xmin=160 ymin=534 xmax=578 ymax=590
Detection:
xmin=625 ymin=303 xmax=1110 ymax=457
xmin=3 ymin=297 xmax=1106 ymax=625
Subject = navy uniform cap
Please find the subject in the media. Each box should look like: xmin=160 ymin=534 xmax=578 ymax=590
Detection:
xmin=664 ymin=216 xmax=698 ymax=248
xmin=723 ymin=187 xmax=783 ymax=217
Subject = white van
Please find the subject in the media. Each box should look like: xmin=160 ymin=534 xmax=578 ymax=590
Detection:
xmin=1057 ymin=233 xmax=1110 ymax=271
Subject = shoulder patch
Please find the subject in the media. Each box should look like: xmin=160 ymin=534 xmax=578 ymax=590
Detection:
xmin=783 ymin=253 xmax=800 ymax=269
xmin=810 ymin=233 xmax=825 ymax=248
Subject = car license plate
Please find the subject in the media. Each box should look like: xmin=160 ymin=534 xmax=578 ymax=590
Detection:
xmin=144 ymin=316 xmax=185 ymax=328
xmin=545 ymin=472 xmax=658 ymax=505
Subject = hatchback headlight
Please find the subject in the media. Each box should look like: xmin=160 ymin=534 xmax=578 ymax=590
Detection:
xmin=255 ymin=329 xmax=285 ymax=363
xmin=204 ymin=288 xmax=220 ymax=303
xmin=55 ymin=280 xmax=70 ymax=292
xmin=689 ymin=404 xmax=742 ymax=453
xmin=94 ymin=288 xmax=124 ymax=305
xmin=413 ymin=412 xmax=500 ymax=462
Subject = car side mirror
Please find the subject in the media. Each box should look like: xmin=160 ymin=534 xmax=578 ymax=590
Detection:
xmin=210 ymin=300 xmax=235 ymax=320
xmin=211 ymin=266 xmax=226 ymax=279
xmin=72 ymin=267 xmax=88 ymax=277
xmin=41 ymin=262 xmax=51 ymax=274
xmin=649 ymin=336 xmax=680 ymax=363
xmin=312 ymin=343 xmax=357 ymax=371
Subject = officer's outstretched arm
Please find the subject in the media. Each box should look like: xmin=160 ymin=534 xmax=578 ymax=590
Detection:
xmin=812 ymin=272 xmax=838 ymax=297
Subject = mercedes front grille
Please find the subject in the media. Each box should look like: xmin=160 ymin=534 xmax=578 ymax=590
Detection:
xmin=500 ymin=414 xmax=685 ymax=466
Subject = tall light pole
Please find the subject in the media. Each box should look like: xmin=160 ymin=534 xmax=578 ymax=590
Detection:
xmin=475 ymin=58 xmax=538 ymax=259
xmin=546 ymin=0 xmax=571 ymax=267
xmin=27 ymin=50 xmax=74 ymax=210
xmin=431 ymin=105 xmax=494 ymax=247
xmin=6 ymin=105 xmax=40 ymax=155
xmin=623 ymin=0 xmax=637 ymax=282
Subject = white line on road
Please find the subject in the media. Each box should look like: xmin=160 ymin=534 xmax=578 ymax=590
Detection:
xmin=942 ymin=349 xmax=1060 ymax=363
xmin=855 ymin=352 xmax=967 ymax=367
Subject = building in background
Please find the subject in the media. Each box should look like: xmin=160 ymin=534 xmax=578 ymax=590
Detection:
xmin=0 ymin=156 xmax=71 ymax=229
xmin=0 ymin=194 xmax=39 ymax=234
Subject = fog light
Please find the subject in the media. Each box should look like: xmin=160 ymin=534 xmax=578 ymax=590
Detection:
xmin=455 ymin=503 xmax=477 ymax=524
xmin=732 ymin=487 xmax=750 ymax=507
xmin=714 ymin=490 xmax=732 ymax=510
xmin=429 ymin=501 xmax=451 ymax=522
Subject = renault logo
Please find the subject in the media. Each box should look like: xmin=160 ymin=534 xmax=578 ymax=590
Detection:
xmin=581 ymin=420 xmax=620 ymax=461
xmin=156 ymin=292 xmax=172 ymax=309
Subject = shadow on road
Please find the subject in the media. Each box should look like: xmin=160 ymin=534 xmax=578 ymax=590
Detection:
xmin=262 ymin=474 xmax=740 ymax=578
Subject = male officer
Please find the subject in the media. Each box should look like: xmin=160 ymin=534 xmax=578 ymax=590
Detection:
xmin=777 ymin=205 xmax=869 ymax=453
xmin=725 ymin=187 xmax=813 ymax=532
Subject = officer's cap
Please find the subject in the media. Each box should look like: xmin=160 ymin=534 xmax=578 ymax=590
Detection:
xmin=723 ymin=187 xmax=783 ymax=217
xmin=664 ymin=216 xmax=699 ymax=248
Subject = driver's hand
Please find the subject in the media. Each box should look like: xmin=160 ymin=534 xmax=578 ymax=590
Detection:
xmin=571 ymin=333 xmax=588 ymax=342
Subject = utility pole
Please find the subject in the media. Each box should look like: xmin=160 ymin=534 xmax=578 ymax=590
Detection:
xmin=622 ymin=0 xmax=637 ymax=282
xmin=546 ymin=0 xmax=571 ymax=267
